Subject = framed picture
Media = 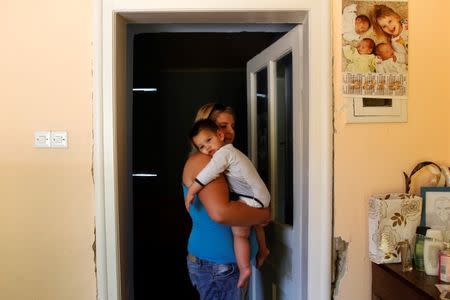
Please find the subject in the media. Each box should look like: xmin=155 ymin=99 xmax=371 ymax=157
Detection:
xmin=421 ymin=187 xmax=450 ymax=230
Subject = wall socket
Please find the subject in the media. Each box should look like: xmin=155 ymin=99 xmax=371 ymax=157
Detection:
xmin=51 ymin=131 xmax=68 ymax=148
xmin=34 ymin=131 xmax=68 ymax=148
xmin=34 ymin=131 xmax=51 ymax=148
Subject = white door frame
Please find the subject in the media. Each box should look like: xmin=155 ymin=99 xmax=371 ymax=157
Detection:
xmin=94 ymin=3 xmax=332 ymax=300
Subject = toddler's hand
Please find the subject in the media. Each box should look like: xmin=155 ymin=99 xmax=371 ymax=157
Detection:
xmin=185 ymin=193 xmax=195 ymax=212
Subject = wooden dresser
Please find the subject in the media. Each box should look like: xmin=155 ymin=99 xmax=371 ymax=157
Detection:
xmin=372 ymin=262 xmax=442 ymax=299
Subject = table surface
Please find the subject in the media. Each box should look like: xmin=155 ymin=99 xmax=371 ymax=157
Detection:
xmin=376 ymin=263 xmax=444 ymax=299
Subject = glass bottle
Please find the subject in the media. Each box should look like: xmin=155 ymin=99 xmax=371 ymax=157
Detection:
xmin=398 ymin=239 xmax=413 ymax=272
xmin=414 ymin=226 xmax=430 ymax=271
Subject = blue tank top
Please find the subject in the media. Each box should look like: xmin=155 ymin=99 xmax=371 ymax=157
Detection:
xmin=182 ymin=184 xmax=258 ymax=264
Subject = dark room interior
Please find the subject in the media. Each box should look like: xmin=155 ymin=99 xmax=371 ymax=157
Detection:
xmin=131 ymin=31 xmax=285 ymax=299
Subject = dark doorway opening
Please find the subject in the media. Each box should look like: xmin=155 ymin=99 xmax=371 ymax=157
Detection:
xmin=131 ymin=31 xmax=285 ymax=299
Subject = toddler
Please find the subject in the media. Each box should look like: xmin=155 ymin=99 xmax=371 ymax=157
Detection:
xmin=343 ymin=37 xmax=376 ymax=73
xmin=185 ymin=119 xmax=270 ymax=288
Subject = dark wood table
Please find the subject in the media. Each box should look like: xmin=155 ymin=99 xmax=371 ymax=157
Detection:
xmin=372 ymin=262 xmax=444 ymax=299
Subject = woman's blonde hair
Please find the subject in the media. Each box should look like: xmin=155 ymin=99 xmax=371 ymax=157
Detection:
xmin=372 ymin=4 xmax=402 ymax=40
xmin=194 ymin=102 xmax=235 ymax=123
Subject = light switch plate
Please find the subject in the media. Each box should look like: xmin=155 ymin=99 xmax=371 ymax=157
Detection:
xmin=51 ymin=131 xmax=68 ymax=148
xmin=34 ymin=131 xmax=51 ymax=148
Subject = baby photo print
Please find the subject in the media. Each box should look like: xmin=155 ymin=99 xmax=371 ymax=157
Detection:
xmin=341 ymin=0 xmax=408 ymax=97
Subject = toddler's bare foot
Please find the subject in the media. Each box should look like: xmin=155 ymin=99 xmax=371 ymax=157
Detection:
xmin=256 ymin=247 xmax=270 ymax=268
xmin=237 ymin=267 xmax=251 ymax=288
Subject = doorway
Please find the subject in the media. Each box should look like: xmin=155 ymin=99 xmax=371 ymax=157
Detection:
xmin=130 ymin=29 xmax=289 ymax=299
xmin=97 ymin=9 xmax=332 ymax=300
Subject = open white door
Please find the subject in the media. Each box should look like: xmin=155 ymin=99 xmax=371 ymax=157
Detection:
xmin=247 ymin=25 xmax=306 ymax=300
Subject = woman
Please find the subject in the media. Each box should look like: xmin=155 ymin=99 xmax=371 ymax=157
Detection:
xmin=182 ymin=103 xmax=270 ymax=299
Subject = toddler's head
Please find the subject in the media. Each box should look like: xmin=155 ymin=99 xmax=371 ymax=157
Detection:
xmin=357 ymin=38 xmax=375 ymax=55
xmin=189 ymin=119 xmax=225 ymax=156
xmin=375 ymin=43 xmax=395 ymax=61
xmin=355 ymin=15 xmax=371 ymax=35
xmin=373 ymin=4 xmax=403 ymax=38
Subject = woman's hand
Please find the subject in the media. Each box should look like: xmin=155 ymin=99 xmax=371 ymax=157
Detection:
xmin=260 ymin=211 xmax=272 ymax=227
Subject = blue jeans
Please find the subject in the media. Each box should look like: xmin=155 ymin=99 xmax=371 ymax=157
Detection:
xmin=187 ymin=255 xmax=248 ymax=300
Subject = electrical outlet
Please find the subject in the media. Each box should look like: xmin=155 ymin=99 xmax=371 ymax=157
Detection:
xmin=34 ymin=131 xmax=51 ymax=148
xmin=51 ymin=131 xmax=68 ymax=148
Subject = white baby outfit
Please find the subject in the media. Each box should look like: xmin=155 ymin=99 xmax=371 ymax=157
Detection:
xmin=342 ymin=4 xmax=361 ymax=42
xmin=391 ymin=20 xmax=408 ymax=64
xmin=376 ymin=57 xmax=407 ymax=74
xmin=195 ymin=144 xmax=270 ymax=208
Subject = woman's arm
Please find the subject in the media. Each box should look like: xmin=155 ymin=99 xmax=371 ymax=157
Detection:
xmin=183 ymin=152 xmax=271 ymax=226
xmin=199 ymin=175 xmax=271 ymax=226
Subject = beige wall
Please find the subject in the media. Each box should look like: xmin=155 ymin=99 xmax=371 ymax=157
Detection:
xmin=1 ymin=1 xmax=96 ymax=299
xmin=333 ymin=0 xmax=450 ymax=299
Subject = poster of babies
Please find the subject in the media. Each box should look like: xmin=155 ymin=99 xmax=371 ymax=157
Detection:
xmin=342 ymin=0 xmax=408 ymax=97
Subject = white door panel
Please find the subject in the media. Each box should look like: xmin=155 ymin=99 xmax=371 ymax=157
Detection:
xmin=247 ymin=25 xmax=305 ymax=300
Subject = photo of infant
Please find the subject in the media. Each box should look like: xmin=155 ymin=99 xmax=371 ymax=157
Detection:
xmin=341 ymin=0 xmax=408 ymax=97
xmin=375 ymin=42 xmax=407 ymax=74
